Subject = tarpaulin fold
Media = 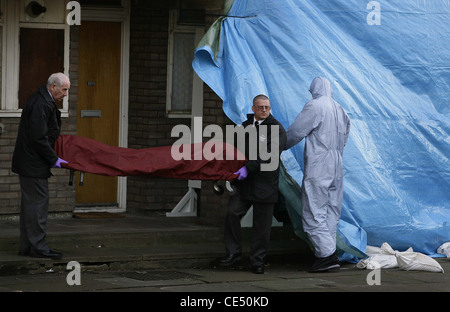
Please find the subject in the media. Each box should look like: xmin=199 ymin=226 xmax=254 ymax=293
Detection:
xmin=54 ymin=135 xmax=246 ymax=181
xmin=193 ymin=0 xmax=450 ymax=260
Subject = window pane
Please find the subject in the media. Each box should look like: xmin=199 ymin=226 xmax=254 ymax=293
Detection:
xmin=171 ymin=32 xmax=195 ymax=112
xmin=19 ymin=28 xmax=64 ymax=109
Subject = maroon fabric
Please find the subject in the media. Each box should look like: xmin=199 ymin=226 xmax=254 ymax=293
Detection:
xmin=54 ymin=135 xmax=246 ymax=181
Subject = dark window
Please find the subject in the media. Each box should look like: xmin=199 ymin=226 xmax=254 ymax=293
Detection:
xmin=19 ymin=28 xmax=64 ymax=109
xmin=178 ymin=9 xmax=205 ymax=26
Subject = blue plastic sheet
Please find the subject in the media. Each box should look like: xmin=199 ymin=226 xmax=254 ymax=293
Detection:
xmin=193 ymin=0 xmax=450 ymax=260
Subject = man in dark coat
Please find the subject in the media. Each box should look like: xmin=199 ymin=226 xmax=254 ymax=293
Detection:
xmin=12 ymin=73 xmax=70 ymax=259
xmin=217 ymin=94 xmax=287 ymax=274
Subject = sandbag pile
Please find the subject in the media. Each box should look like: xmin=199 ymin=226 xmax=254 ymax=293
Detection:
xmin=357 ymin=242 xmax=445 ymax=273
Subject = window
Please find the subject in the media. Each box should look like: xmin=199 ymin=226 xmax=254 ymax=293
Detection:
xmin=0 ymin=0 xmax=69 ymax=117
xmin=166 ymin=10 xmax=204 ymax=118
xmin=19 ymin=28 xmax=65 ymax=109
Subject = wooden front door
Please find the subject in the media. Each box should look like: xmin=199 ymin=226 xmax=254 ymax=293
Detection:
xmin=76 ymin=21 xmax=121 ymax=206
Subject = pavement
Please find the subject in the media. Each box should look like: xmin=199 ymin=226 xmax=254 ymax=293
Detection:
xmin=0 ymin=212 xmax=449 ymax=297
xmin=1 ymin=258 xmax=449 ymax=293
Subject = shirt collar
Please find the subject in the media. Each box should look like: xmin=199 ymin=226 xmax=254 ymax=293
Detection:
xmin=254 ymin=118 xmax=265 ymax=126
xmin=47 ymin=89 xmax=55 ymax=101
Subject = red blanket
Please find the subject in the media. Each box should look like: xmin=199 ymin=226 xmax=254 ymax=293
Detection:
xmin=54 ymin=135 xmax=246 ymax=181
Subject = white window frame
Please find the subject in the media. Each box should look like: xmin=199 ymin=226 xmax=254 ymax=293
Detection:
xmin=166 ymin=9 xmax=204 ymax=119
xmin=0 ymin=0 xmax=70 ymax=117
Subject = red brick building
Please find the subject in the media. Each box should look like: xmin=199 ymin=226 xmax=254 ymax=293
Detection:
xmin=0 ymin=0 xmax=231 ymax=225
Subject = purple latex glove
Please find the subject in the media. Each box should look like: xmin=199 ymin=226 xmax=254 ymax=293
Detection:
xmin=234 ymin=166 xmax=248 ymax=181
xmin=53 ymin=157 xmax=68 ymax=168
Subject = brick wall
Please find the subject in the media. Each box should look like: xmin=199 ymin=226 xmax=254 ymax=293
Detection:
xmin=126 ymin=3 xmax=188 ymax=214
xmin=0 ymin=118 xmax=21 ymax=214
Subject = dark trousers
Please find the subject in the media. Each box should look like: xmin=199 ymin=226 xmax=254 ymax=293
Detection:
xmin=19 ymin=175 xmax=50 ymax=254
xmin=224 ymin=190 xmax=274 ymax=266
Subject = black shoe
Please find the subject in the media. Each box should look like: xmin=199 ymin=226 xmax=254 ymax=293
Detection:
xmin=310 ymin=254 xmax=340 ymax=273
xmin=251 ymin=265 xmax=264 ymax=274
xmin=217 ymin=253 xmax=242 ymax=267
xmin=29 ymin=250 xmax=63 ymax=260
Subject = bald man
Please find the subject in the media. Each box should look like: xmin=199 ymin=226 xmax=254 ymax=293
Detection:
xmin=12 ymin=73 xmax=70 ymax=259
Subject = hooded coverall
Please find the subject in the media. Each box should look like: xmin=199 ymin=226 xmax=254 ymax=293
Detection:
xmin=285 ymin=77 xmax=350 ymax=258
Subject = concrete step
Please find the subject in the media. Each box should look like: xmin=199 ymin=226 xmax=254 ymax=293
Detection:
xmin=0 ymin=213 xmax=308 ymax=276
xmin=0 ymin=214 xmax=223 ymax=251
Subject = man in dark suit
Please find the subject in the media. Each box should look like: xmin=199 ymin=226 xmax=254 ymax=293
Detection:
xmin=12 ymin=73 xmax=70 ymax=259
xmin=217 ymin=94 xmax=287 ymax=274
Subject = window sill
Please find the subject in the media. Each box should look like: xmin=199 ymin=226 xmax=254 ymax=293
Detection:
xmin=0 ymin=110 xmax=69 ymax=118
xmin=167 ymin=112 xmax=192 ymax=119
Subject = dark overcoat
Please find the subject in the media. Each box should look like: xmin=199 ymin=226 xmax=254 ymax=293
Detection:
xmin=12 ymin=86 xmax=61 ymax=178
xmin=236 ymin=114 xmax=286 ymax=203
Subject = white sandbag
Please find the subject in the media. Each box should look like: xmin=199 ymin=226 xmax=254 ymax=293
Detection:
xmin=437 ymin=242 xmax=450 ymax=258
xmin=356 ymin=254 xmax=398 ymax=269
xmin=380 ymin=242 xmax=413 ymax=255
xmin=365 ymin=245 xmax=383 ymax=256
xmin=358 ymin=243 xmax=399 ymax=269
xmin=358 ymin=242 xmax=444 ymax=273
xmin=396 ymin=251 xmax=444 ymax=273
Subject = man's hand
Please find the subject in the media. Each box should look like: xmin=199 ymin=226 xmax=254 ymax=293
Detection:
xmin=234 ymin=166 xmax=248 ymax=181
xmin=53 ymin=157 xmax=68 ymax=168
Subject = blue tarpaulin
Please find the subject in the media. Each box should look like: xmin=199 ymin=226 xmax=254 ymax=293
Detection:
xmin=193 ymin=0 xmax=450 ymax=261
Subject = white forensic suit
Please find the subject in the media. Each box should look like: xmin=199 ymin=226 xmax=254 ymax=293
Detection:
xmin=285 ymin=77 xmax=350 ymax=258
